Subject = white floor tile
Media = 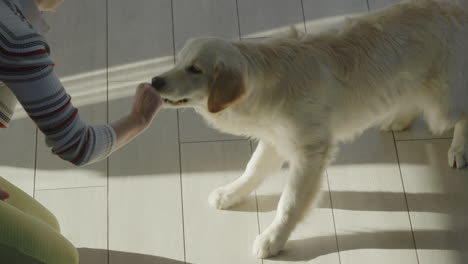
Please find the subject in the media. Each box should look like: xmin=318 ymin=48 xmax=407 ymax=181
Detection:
xmin=173 ymin=0 xmax=240 ymax=51
xmin=35 ymin=187 xmax=108 ymax=264
xmin=303 ymin=0 xmax=368 ymax=20
xmin=397 ymin=140 xmax=468 ymax=264
xmin=0 ymin=118 xmax=36 ymax=196
xmin=303 ymin=0 xmax=368 ymax=33
xmin=237 ymin=0 xmax=305 ymax=38
xmin=303 ymin=0 xmax=368 ymax=18
xmin=108 ymin=0 xmax=174 ymax=82
xmin=180 ymin=140 xmax=261 ymax=264
xmin=327 ymin=128 xmax=418 ymax=264
xmin=43 ymin=0 xmax=107 ymax=110
xmin=43 ymin=0 xmax=107 ymax=79
xmin=368 ymin=0 xmax=402 ymax=10
xmin=108 ymin=95 xmax=185 ymax=263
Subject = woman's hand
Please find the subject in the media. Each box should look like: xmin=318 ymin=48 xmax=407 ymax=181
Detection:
xmin=110 ymin=83 xmax=163 ymax=151
xmin=34 ymin=0 xmax=64 ymax=11
xmin=129 ymin=83 xmax=163 ymax=128
xmin=0 ymin=187 xmax=9 ymax=201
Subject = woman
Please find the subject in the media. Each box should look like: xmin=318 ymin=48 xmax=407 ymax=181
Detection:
xmin=0 ymin=0 xmax=162 ymax=200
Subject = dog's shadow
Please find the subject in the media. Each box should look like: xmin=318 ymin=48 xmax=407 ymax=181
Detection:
xmin=272 ymin=229 xmax=466 ymax=262
xmin=231 ymin=190 xmax=468 ymax=214
xmin=227 ymin=191 xmax=468 ymax=262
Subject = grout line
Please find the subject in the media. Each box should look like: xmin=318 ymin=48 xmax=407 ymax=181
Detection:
xmin=249 ymin=140 xmax=262 ymax=236
xmin=35 ymin=185 xmax=107 ymax=192
xmin=176 ymin=109 xmax=187 ymax=264
xmin=33 ymin=128 xmax=38 ymax=199
xmin=106 ymin=0 xmax=110 ymax=262
xmin=325 ymin=169 xmax=342 ymax=264
xmin=395 ymin=137 xmax=453 ymax=142
xmin=300 ymin=0 xmax=307 ymax=33
xmin=248 ymin=143 xmax=262 ymax=264
xmin=391 ymin=131 xmax=421 ymax=264
xmin=235 ymin=0 xmax=242 ymax=41
xmin=177 ymin=109 xmax=188 ymax=264
xmin=171 ymin=0 xmax=177 ymax=65
xmin=170 ymin=1 xmax=187 ymax=263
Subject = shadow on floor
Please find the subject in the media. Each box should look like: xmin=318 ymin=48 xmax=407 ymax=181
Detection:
xmin=78 ymin=248 xmax=189 ymax=264
xmin=3 ymin=112 xmax=447 ymax=175
xmin=272 ymin=229 xmax=467 ymax=262
xmin=229 ymin=190 xmax=468 ymax=214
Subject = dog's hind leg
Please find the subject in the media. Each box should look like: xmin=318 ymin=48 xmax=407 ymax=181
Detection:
xmin=252 ymin=141 xmax=334 ymax=259
xmin=448 ymin=117 xmax=468 ymax=169
xmin=208 ymin=140 xmax=283 ymax=209
xmin=380 ymin=108 xmax=420 ymax=132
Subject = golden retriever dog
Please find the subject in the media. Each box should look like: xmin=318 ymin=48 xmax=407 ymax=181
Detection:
xmin=151 ymin=0 xmax=468 ymax=258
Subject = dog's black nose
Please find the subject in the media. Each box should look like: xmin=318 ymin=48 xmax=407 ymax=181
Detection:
xmin=151 ymin=77 xmax=166 ymax=91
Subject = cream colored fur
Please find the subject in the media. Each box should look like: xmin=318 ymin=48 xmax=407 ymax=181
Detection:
xmin=154 ymin=0 xmax=468 ymax=258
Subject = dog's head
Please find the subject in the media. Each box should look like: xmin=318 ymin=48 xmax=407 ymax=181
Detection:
xmin=151 ymin=38 xmax=246 ymax=113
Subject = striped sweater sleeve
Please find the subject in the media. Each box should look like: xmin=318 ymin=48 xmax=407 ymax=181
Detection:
xmin=0 ymin=0 xmax=116 ymax=166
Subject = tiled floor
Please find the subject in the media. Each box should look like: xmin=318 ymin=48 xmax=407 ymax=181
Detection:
xmin=1 ymin=0 xmax=468 ymax=263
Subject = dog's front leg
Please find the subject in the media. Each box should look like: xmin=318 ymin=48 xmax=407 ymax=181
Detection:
xmin=448 ymin=117 xmax=468 ymax=168
xmin=209 ymin=140 xmax=284 ymax=209
xmin=253 ymin=142 xmax=333 ymax=259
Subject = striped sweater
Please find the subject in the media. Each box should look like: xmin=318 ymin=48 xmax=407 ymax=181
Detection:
xmin=0 ymin=0 xmax=116 ymax=166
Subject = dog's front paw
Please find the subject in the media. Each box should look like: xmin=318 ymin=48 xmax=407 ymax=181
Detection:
xmin=208 ymin=186 xmax=241 ymax=209
xmin=448 ymin=143 xmax=467 ymax=169
xmin=252 ymin=230 xmax=286 ymax=259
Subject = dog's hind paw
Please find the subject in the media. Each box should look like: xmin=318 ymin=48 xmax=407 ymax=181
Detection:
xmin=448 ymin=144 xmax=467 ymax=169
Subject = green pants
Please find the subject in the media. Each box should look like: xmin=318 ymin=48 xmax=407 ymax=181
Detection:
xmin=0 ymin=177 xmax=78 ymax=264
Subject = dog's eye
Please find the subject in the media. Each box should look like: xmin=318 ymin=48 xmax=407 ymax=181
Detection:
xmin=186 ymin=65 xmax=203 ymax=74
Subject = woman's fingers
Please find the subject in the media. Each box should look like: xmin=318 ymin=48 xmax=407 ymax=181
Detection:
xmin=130 ymin=83 xmax=163 ymax=126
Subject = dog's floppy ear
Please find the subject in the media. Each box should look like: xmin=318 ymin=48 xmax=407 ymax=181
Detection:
xmin=207 ymin=62 xmax=245 ymax=113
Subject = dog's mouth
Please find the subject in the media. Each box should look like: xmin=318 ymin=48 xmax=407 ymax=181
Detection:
xmin=162 ymin=98 xmax=190 ymax=106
